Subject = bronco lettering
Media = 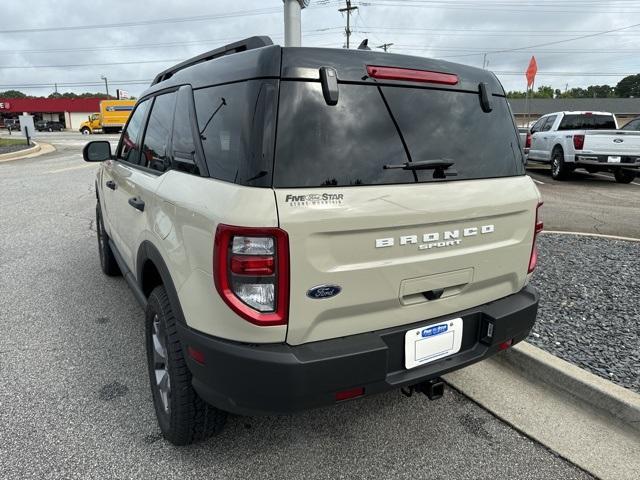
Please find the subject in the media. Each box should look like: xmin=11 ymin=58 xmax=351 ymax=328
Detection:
xmin=375 ymin=225 xmax=495 ymax=249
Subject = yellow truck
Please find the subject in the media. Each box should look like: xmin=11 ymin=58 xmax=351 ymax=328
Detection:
xmin=79 ymin=99 xmax=136 ymax=135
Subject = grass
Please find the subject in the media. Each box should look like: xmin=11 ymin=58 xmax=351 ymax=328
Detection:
xmin=0 ymin=137 xmax=29 ymax=147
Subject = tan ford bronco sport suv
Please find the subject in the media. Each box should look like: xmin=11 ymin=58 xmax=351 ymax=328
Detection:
xmin=83 ymin=36 xmax=542 ymax=445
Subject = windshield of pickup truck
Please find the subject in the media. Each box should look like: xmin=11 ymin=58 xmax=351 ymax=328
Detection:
xmin=557 ymin=114 xmax=616 ymax=131
xmin=274 ymin=82 xmax=523 ymax=187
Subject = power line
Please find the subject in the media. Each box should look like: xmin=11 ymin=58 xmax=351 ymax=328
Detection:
xmin=0 ymin=80 xmax=152 ymax=90
xmin=0 ymin=59 xmax=183 ymax=69
xmin=0 ymin=3 xmax=338 ymax=35
xmin=492 ymin=71 xmax=639 ymax=77
xmin=361 ymin=0 xmax=640 ymax=14
xmin=0 ymin=28 xmax=343 ymax=56
xmin=0 ymin=8 xmax=280 ymax=34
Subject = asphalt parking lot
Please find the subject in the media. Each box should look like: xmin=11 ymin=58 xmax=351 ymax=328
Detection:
xmin=0 ymin=132 xmax=599 ymax=479
xmin=526 ymin=163 xmax=640 ymax=238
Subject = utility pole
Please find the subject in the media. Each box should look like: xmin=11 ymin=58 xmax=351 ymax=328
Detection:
xmin=377 ymin=43 xmax=393 ymax=52
xmin=100 ymin=75 xmax=109 ymax=97
xmin=339 ymin=0 xmax=358 ymax=49
xmin=54 ymin=83 xmax=58 ymax=94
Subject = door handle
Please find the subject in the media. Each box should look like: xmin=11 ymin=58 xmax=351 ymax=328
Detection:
xmin=106 ymin=180 xmax=116 ymax=190
xmin=128 ymin=197 xmax=145 ymax=212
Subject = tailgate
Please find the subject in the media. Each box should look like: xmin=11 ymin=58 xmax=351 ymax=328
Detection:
xmin=273 ymin=60 xmax=538 ymax=345
xmin=583 ymin=130 xmax=640 ymax=154
xmin=276 ymin=177 xmax=538 ymax=345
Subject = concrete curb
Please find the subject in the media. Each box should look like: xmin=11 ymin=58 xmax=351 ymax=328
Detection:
xmin=498 ymin=341 xmax=640 ymax=432
xmin=0 ymin=142 xmax=40 ymax=161
xmin=0 ymin=141 xmax=55 ymax=162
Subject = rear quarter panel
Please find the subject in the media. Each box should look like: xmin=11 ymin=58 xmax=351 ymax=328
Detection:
xmin=147 ymin=172 xmax=285 ymax=343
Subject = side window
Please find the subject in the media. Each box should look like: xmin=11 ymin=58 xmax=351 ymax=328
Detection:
xmin=118 ymin=99 xmax=150 ymax=164
xmin=140 ymin=92 xmax=177 ymax=173
xmin=623 ymin=119 xmax=640 ymax=131
xmin=542 ymin=115 xmax=557 ymax=131
xmin=171 ymin=88 xmax=200 ymax=175
xmin=193 ymin=80 xmax=277 ymax=187
xmin=530 ymin=117 xmax=545 ymax=134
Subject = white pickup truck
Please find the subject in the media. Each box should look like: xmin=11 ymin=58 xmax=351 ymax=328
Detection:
xmin=525 ymin=111 xmax=640 ymax=183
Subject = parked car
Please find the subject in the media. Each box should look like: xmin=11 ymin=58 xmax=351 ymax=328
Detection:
xmin=4 ymin=118 xmax=20 ymax=131
xmin=35 ymin=120 xmax=64 ymax=132
xmin=82 ymin=36 xmax=542 ymax=445
xmin=525 ymin=111 xmax=640 ymax=183
xmin=518 ymin=126 xmax=529 ymax=147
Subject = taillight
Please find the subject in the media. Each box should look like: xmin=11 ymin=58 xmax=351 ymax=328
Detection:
xmin=525 ymin=132 xmax=532 ymax=149
xmin=573 ymin=134 xmax=585 ymax=150
xmin=366 ymin=65 xmax=459 ymax=85
xmin=214 ymin=224 xmax=289 ymax=326
xmin=528 ymin=202 xmax=544 ymax=274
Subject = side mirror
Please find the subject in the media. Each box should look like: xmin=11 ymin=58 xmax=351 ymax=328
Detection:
xmin=83 ymin=141 xmax=112 ymax=162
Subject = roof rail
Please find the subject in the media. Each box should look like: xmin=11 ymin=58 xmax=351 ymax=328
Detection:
xmin=151 ymin=36 xmax=274 ymax=85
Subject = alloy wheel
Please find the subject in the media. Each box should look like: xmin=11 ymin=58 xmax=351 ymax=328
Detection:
xmin=97 ymin=214 xmax=107 ymax=268
xmin=152 ymin=314 xmax=171 ymax=414
xmin=552 ymin=156 xmax=560 ymax=176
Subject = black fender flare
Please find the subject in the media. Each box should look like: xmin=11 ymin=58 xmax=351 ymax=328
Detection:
xmin=136 ymin=240 xmax=186 ymax=324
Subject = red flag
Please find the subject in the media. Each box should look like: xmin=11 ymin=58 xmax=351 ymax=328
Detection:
xmin=526 ymin=56 xmax=538 ymax=88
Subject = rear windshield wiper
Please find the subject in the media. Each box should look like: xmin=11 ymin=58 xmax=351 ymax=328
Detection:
xmin=383 ymin=159 xmax=457 ymax=179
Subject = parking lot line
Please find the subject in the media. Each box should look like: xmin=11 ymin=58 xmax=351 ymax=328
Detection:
xmin=530 ymin=177 xmax=545 ymax=185
xmin=45 ymin=163 xmax=96 ymax=174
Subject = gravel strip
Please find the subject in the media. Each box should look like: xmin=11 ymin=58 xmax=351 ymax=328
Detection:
xmin=528 ymin=233 xmax=640 ymax=393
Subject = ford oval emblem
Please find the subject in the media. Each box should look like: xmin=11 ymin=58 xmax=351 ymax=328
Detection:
xmin=307 ymin=284 xmax=342 ymax=299
xmin=613 ymin=138 xmax=624 ymax=143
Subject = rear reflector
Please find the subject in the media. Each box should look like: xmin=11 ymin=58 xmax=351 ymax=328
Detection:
xmin=187 ymin=346 xmax=206 ymax=365
xmin=366 ymin=65 xmax=459 ymax=85
xmin=528 ymin=202 xmax=544 ymax=274
xmin=335 ymin=387 xmax=365 ymax=401
xmin=498 ymin=339 xmax=513 ymax=351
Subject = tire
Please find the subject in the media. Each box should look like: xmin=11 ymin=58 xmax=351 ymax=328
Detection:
xmin=96 ymin=202 xmax=121 ymax=276
xmin=550 ymin=147 xmax=570 ymax=180
xmin=585 ymin=166 xmax=599 ymax=174
xmin=145 ymin=286 xmax=227 ymax=445
xmin=614 ymin=169 xmax=636 ymax=184
xmin=81 ymin=128 xmax=91 ymax=135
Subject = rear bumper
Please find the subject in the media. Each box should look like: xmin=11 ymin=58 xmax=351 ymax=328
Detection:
xmin=575 ymin=154 xmax=640 ymax=168
xmin=177 ymin=285 xmax=539 ymax=416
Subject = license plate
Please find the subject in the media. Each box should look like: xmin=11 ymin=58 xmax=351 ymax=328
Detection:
xmin=608 ymin=156 xmax=621 ymax=163
xmin=404 ymin=318 xmax=463 ymax=369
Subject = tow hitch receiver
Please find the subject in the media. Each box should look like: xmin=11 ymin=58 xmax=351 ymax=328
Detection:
xmin=401 ymin=378 xmax=445 ymax=400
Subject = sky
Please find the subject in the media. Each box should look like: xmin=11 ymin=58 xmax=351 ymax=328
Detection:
xmin=1 ymin=0 xmax=640 ymax=98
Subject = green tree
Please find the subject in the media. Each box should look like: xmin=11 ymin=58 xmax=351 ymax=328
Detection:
xmin=0 ymin=90 xmax=27 ymax=98
xmin=615 ymin=74 xmax=640 ymax=97
xmin=506 ymin=90 xmax=527 ymax=98
xmin=534 ymin=85 xmax=554 ymax=98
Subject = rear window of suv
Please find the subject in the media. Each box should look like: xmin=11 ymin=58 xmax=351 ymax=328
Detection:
xmin=273 ymin=81 xmax=523 ymax=188
xmin=558 ymin=114 xmax=616 ymax=130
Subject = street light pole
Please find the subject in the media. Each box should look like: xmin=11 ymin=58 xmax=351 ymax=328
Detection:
xmin=283 ymin=0 xmax=310 ymax=47
xmin=100 ymin=75 xmax=109 ymax=97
